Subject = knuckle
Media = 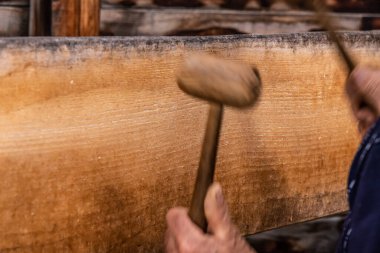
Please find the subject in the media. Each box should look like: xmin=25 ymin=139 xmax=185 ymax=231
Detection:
xmin=178 ymin=239 xmax=195 ymax=253
xmin=166 ymin=210 xmax=177 ymax=229
xmin=166 ymin=209 xmax=176 ymax=222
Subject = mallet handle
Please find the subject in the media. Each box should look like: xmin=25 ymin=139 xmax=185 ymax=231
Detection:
xmin=312 ymin=1 xmax=376 ymax=111
xmin=312 ymin=0 xmax=356 ymax=72
xmin=189 ymin=103 xmax=224 ymax=231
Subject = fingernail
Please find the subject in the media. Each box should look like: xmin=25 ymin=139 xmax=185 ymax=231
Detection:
xmin=215 ymin=186 xmax=224 ymax=207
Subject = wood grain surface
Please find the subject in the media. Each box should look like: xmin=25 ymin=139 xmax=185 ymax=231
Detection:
xmin=1 ymin=32 xmax=379 ymax=252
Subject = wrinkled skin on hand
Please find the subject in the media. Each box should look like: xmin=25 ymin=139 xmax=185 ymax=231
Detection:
xmin=165 ymin=183 xmax=256 ymax=253
xmin=346 ymin=66 xmax=380 ymax=134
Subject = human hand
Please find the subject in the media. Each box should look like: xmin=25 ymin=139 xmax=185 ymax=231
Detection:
xmin=165 ymin=183 xmax=256 ymax=253
xmin=346 ymin=66 xmax=380 ymax=133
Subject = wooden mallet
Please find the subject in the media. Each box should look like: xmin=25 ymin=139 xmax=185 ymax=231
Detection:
xmin=177 ymin=54 xmax=262 ymax=231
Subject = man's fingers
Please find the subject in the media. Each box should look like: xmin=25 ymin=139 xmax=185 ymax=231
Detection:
xmin=356 ymin=108 xmax=376 ymax=134
xmin=204 ymin=183 xmax=236 ymax=240
xmin=166 ymin=207 xmax=208 ymax=252
xmin=356 ymin=108 xmax=376 ymax=125
xmin=348 ymin=66 xmax=380 ymax=115
xmin=165 ymin=192 xmax=256 ymax=253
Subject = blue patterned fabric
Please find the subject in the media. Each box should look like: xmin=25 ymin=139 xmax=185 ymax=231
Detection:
xmin=337 ymin=119 xmax=380 ymax=253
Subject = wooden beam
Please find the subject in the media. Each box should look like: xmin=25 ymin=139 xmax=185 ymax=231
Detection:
xmin=0 ymin=32 xmax=379 ymax=252
xmin=2 ymin=4 xmax=380 ymax=36
xmin=101 ymin=0 xmax=380 ymax=12
xmin=53 ymin=0 xmax=80 ymax=35
xmin=29 ymin=0 xmax=52 ymax=36
xmin=80 ymin=0 xmax=100 ymax=35
xmin=53 ymin=0 xmax=100 ymax=36
xmin=100 ymin=8 xmax=380 ymax=36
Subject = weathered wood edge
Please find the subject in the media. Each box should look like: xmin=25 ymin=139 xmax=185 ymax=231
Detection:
xmin=1 ymin=31 xmax=380 ymax=51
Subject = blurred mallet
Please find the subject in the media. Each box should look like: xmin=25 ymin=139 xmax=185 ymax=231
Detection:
xmin=312 ymin=0 xmax=374 ymax=122
xmin=177 ymin=54 xmax=262 ymax=231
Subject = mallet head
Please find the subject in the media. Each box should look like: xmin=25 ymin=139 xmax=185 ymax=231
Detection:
xmin=177 ymin=53 xmax=262 ymax=107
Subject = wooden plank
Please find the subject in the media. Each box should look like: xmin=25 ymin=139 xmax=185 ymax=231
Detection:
xmin=52 ymin=0 xmax=100 ymax=36
xmin=29 ymin=0 xmax=52 ymax=36
xmin=0 ymin=32 xmax=379 ymax=252
xmin=100 ymin=8 xmax=380 ymax=36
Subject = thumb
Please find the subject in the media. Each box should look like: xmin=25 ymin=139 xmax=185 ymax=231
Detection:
xmin=204 ymin=183 xmax=235 ymax=240
xmin=348 ymin=66 xmax=380 ymax=115
xmin=356 ymin=107 xmax=377 ymax=134
xmin=166 ymin=207 xmax=205 ymax=241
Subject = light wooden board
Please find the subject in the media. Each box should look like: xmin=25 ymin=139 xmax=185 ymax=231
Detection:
xmin=1 ymin=32 xmax=379 ymax=252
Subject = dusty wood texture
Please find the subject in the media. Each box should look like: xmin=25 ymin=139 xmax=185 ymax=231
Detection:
xmin=100 ymin=8 xmax=380 ymax=36
xmin=0 ymin=6 xmax=29 ymax=36
xmin=29 ymin=0 xmax=52 ymax=36
xmin=1 ymin=32 xmax=380 ymax=252
xmin=53 ymin=0 xmax=100 ymax=36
